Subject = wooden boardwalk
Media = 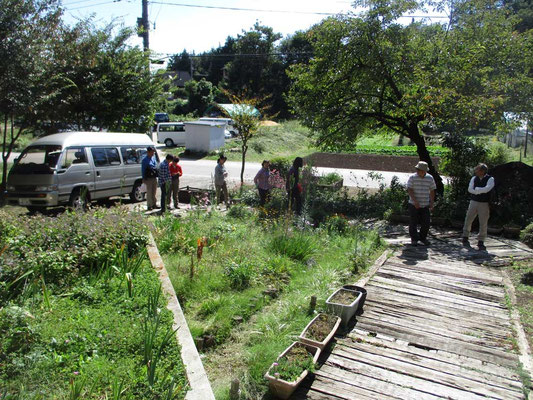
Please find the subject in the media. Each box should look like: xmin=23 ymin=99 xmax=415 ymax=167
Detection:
xmin=294 ymin=232 xmax=533 ymax=400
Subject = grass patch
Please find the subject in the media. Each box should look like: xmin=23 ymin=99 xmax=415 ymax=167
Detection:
xmin=0 ymin=208 xmax=188 ymax=399
xmin=153 ymin=209 xmax=384 ymax=399
xmin=207 ymin=121 xmax=316 ymax=162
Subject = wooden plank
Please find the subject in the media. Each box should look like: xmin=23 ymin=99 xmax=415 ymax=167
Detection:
xmin=292 ymin=385 xmax=346 ymax=400
xmin=354 ymin=319 xmax=518 ymax=367
xmin=366 ymin=280 xmax=510 ymax=318
xmin=325 ymin=353 xmax=503 ymax=400
xmin=304 ymin=374 xmax=399 ymax=400
xmin=386 ymin=258 xmax=503 ymax=284
xmin=330 ymin=347 xmax=523 ymax=400
xmin=347 ymin=330 xmax=522 ymax=382
xmin=340 ymin=335 xmax=523 ymax=392
xmin=364 ymin=300 xmax=511 ymax=339
xmin=360 ymin=311 xmax=513 ymax=351
xmin=376 ymin=269 xmax=503 ymax=303
xmin=317 ymin=364 xmax=444 ymax=400
xmin=379 ymin=263 xmax=505 ymax=297
xmin=364 ymin=285 xmax=512 ymax=326
xmin=361 ymin=308 xmax=511 ymax=344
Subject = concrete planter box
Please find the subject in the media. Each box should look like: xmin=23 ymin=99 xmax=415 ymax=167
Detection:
xmin=326 ymin=288 xmax=363 ymax=326
xmin=503 ymin=225 xmax=521 ymax=239
xmin=264 ymin=342 xmax=321 ymax=400
xmin=342 ymin=284 xmax=367 ymax=314
xmin=298 ymin=313 xmax=341 ymax=351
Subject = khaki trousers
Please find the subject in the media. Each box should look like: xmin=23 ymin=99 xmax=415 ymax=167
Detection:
xmin=143 ymin=177 xmax=157 ymax=209
xmin=216 ymin=183 xmax=229 ymax=206
xmin=462 ymin=200 xmax=490 ymax=241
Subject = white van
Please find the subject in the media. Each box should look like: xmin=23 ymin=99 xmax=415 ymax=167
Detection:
xmin=199 ymin=117 xmax=238 ymax=137
xmin=156 ymin=122 xmax=186 ymax=147
xmin=5 ymin=131 xmax=157 ymax=211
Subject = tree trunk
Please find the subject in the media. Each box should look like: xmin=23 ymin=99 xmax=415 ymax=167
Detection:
xmin=240 ymin=143 xmax=248 ymax=184
xmin=407 ymin=123 xmax=444 ymax=195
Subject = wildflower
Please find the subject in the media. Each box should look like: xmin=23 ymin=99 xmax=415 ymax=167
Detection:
xmin=273 ymin=362 xmax=278 ymax=367
xmin=274 ymin=372 xmax=280 ymax=378
xmin=73 ymin=371 xmax=79 ymax=375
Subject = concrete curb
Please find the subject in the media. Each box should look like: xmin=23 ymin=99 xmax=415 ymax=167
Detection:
xmin=146 ymin=233 xmax=215 ymax=400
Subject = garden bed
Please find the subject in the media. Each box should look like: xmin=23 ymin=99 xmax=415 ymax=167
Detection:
xmin=152 ymin=207 xmax=384 ymax=398
xmin=0 ymin=208 xmax=188 ymax=398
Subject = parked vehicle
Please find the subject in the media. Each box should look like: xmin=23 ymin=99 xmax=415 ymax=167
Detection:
xmin=199 ymin=117 xmax=239 ymax=137
xmin=156 ymin=122 xmax=186 ymax=147
xmin=154 ymin=112 xmax=170 ymax=123
xmin=5 ymin=132 xmax=157 ymax=212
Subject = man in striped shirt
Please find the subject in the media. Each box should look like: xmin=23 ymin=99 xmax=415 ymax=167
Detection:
xmin=407 ymin=161 xmax=436 ymax=246
xmin=158 ymin=154 xmax=173 ymax=213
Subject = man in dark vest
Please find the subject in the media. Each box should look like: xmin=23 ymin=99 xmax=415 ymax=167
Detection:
xmin=462 ymin=163 xmax=495 ymax=250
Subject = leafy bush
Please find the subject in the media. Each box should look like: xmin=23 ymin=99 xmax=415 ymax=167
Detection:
xmin=520 ymin=223 xmax=533 ymax=249
xmin=224 ymin=261 xmax=255 ymax=289
xmin=269 ymin=157 xmax=292 ymax=177
xmin=269 ymin=232 xmax=317 ymax=262
xmin=0 ymin=208 xmax=148 ymax=302
xmin=317 ymin=172 xmax=343 ymax=185
xmin=484 ymin=141 xmax=511 ymax=168
xmin=322 ymin=214 xmax=350 ymax=234
xmin=227 ymin=203 xmax=253 ymax=219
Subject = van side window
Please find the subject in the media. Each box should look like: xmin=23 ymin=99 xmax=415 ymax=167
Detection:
xmin=91 ymin=147 xmax=122 ymax=167
xmin=120 ymin=147 xmax=140 ymax=164
xmin=62 ymin=147 xmax=87 ymax=168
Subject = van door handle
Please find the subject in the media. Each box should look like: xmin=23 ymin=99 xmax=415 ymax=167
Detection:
xmin=85 ymin=172 xmax=91 ymax=175
xmin=96 ymin=171 xmax=101 ymax=177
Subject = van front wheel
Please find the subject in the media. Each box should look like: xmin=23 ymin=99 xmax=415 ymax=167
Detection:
xmin=164 ymin=138 xmax=174 ymax=147
xmin=130 ymin=181 xmax=146 ymax=203
xmin=69 ymin=187 xmax=89 ymax=211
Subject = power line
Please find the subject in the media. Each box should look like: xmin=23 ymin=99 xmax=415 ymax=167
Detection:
xmin=66 ymin=0 xmax=123 ymax=10
xmin=148 ymin=1 xmax=340 ymax=16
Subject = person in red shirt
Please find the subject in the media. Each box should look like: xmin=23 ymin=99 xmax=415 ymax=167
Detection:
xmin=168 ymin=155 xmax=183 ymax=209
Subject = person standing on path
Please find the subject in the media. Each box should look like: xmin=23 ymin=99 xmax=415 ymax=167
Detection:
xmin=407 ymin=161 xmax=436 ymax=246
xmin=158 ymin=154 xmax=173 ymax=213
xmin=462 ymin=163 xmax=495 ymax=250
xmin=141 ymin=146 xmax=158 ymax=210
xmin=215 ymin=155 xmax=230 ymax=208
xmin=254 ymin=160 xmax=271 ymax=206
xmin=287 ymin=157 xmax=304 ymax=215
xmin=168 ymin=155 xmax=183 ymax=209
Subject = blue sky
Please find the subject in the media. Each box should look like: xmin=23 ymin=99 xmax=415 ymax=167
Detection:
xmin=62 ymin=0 xmax=356 ymax=56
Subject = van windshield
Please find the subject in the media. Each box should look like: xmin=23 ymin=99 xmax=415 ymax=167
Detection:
xmin=12 ymin=145 xmax=62 ymax=174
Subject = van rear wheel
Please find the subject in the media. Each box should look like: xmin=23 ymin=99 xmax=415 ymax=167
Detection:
xmin=69 ymin=187 xmax=89 ymax=211
xmin=130 ymin=181 xmax=146 ymax=202
xmin=164 ymin=138 xmax=174 ymax=147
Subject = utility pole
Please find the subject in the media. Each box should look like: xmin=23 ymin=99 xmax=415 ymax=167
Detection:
xmin=137 ymin=0 xmax=149 ymax=51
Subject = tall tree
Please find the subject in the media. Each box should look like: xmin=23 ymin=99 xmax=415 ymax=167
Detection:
xmin=168 ymin=49 xmax=192 ymax=72
xmin=288 ymin=0 xmax=532 ymax=194
xmin=0 ymin=0 xmax=62 ymax=196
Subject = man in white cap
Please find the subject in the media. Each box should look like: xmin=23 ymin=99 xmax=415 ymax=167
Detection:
xmin=407 ymin=161 xmax=436 ymax=246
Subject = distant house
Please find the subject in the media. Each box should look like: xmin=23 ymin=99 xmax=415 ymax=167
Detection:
xmin=204 ymin=103 xmax=261 ymax=118
xmin=501 ymin=113 xmax=531 ymax=148
xmin=160 ymin=70 xmax=192 ymax=88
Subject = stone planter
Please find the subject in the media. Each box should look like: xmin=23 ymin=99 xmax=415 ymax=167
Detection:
xmin=342 ymin=284 xmax=367 ymax=313
xmin=326 ymin=288 xmax=363 ymax=326
xmin=264 ymin=342 xmax=321 ymax=400
xmin=298 ymin=313 xmax=341 ymax=351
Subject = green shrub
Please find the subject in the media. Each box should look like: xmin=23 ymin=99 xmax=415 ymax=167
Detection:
xmin=0 ymin=208 xmax=148 ymax=303
xmin=484 ymin=141 xmax=511 ymax=168
xmin=269 ymin=157 xmax=292 ymax=177
xmin=323 ymin=214 xmax=350 ymax=234
xmin=224 ymin=261 xmax=255 ymax=289
xmin=317 ymin=172 xmax=343 ymax=185
xmin=227 ymin=203 xmax=253 ymax=219
xmin=520 ymin=223 xmax=533 ymax=249
xmin=269 ymin=232 xmax=317 ymax=262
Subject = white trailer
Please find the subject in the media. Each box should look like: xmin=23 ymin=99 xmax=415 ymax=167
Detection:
xmin=184 ymin=121 xmax=225 ymax=152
